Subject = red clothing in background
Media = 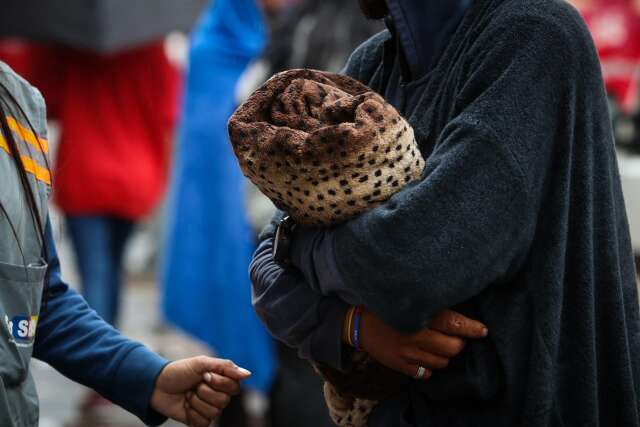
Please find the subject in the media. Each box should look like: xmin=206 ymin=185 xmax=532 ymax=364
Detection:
xmin=581 ymin=1 xmax=640 ymax=109
xmin=53 ymin=42 xmax=180 ymax=219
xmin=0 ymin=41 xmax=180 ymax=218
xmin=0 ymin=40 xmax=36 ymax=79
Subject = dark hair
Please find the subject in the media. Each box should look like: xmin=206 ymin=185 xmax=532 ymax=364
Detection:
xmin=0 ymin=80 xmax=51 ymax=300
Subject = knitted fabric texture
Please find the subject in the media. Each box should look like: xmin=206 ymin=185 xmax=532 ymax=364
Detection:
xmin=228 ymin=68 xmax=425 ymax=227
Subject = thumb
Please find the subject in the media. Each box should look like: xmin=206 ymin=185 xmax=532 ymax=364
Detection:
xmin=190 ymin=356 xmax=252 ymax=381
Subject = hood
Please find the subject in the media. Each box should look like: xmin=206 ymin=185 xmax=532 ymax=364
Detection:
xmin=385 ymin=0 xmax=471 ymax=80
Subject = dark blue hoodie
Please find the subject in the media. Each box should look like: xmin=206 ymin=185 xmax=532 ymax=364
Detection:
xmin=380 ymin=0 xmax=471 ymax=111
xmin=252 ymin=0 xmax=640 ymax=425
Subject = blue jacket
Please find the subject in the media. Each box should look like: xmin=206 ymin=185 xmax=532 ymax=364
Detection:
xmin=35 ymin=219 xmax=168 ymax=426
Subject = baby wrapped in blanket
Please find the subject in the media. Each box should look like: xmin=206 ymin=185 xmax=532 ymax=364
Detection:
xmin=228 ymin=69 xmax=426 ymax=426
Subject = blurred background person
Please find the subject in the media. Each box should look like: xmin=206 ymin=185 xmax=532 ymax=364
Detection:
xmin=40 ymin=41 xmax=181 ymax=416
xmin=54 ymin=43 xmax=180 ymax=329
xmin=237 ymin=2 xmax=383 ymax=427
xmin=160 ymin=1 xmax=276 ymax=426
xmin=0 ymin=2 xmax=197 ymax=425
xmin=0 ymin=36 xmax=182 ymax=418
xmin=161 ymin=0 xmax=382 ymax=425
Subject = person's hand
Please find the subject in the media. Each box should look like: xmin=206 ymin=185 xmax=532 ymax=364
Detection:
xmin=150 ymin=356 xmax=251 ymax=427
xmin=359 ymin=309 xmax=488 ymax=380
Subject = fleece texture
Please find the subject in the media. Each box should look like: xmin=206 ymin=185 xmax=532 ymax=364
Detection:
xmin=258 ymin=0 xmax=640 ymax=426
xmin=252 ymin=0 xmax=640 ymax=425
xmin=228 ymin=69 xmax=424 ymax=227
xmin=292 ymin=0 xmax=640 ymax=425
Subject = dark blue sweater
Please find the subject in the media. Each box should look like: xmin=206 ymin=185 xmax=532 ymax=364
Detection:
xmin=251 ymin=0 xmax=640 ymax=425
xmin=33 ymin=220 xmax=168 ymax=426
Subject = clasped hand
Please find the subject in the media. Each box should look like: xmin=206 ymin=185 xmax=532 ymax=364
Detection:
xmin=359 ymin=309 xmax=488 ymax=379
xmin=150 ymin=356 xmax=251 ymax=427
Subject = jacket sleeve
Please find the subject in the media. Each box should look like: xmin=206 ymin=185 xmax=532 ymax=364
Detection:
xmin=289 ymin=15 xmax=586 ymax=333
xmin=33 ymin=218 xmax=169 ymax=426
xmin=250 ymin=213 xmax=350 ymax=370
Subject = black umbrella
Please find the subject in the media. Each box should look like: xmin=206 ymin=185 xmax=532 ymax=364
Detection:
xmin=0 ymin=0 xmax=209 ymax=53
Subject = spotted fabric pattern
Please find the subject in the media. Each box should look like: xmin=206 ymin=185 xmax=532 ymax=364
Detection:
xmin=228 ymin=68 xmax=425 ymax=227
xmin=314 ymin=351 xmax=409 ymax=427
xmin=228 ymin=69 xmax=426 ymax=427
xmin=323 ymin=382 xmax=376 ymax=427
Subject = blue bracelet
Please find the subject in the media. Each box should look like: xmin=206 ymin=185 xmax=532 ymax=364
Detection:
xmin=352 ymin=306 xmax=363 ymax=349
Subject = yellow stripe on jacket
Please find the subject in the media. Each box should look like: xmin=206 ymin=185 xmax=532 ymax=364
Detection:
xmin=6 ymin=116 xmax=49 ymax=154
xmin=0 ymin=134 xmax=51 ymax=185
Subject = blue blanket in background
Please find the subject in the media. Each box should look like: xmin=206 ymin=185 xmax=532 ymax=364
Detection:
xmin=161 ymin=0 xmax=275 ymax=392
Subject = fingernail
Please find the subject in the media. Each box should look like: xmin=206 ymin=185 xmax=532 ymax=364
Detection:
xmin=482 ymin=327 xmax=489 ymax=337
xmin=204 ymin=372 xmax=212 ymax=382
xmin=236 ymin=367 xmax=252 ymax=375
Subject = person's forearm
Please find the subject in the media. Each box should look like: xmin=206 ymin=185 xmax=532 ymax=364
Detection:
xmin=250 ymin=238 xmax=350 ymax=370
xmin=293 ymin=118 xmax=535 ymax=333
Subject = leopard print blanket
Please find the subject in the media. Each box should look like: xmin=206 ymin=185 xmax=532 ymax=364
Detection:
xmin=228 ymin=69 xmax=426 ymax=426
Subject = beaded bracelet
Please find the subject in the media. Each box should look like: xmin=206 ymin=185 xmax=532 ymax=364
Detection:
xmin=351 ymin=306 xmax=363 ymax=350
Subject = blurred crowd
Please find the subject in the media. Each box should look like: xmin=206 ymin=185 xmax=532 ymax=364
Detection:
xmin=0 ymin=0 xmax=637 ymax=425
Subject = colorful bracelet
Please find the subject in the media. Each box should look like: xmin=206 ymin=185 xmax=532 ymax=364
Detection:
xmin=343 ymin=306 xmax=356 ymax=347
xmin=351 ymin=306 xmax=363 ymax=350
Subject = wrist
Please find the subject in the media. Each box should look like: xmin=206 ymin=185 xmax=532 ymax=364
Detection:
xmin=149 ymin=362 xmax=171 ymax=414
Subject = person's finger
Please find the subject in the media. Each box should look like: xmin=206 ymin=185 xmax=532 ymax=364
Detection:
xmin=412 ymin=329 xmax=466 ymax=357
xmin=188 ymin=392 xmax=221 ymax=420
xmin=191 ymin=356 xmax=252 ymax=381
xmin=187 ymin=408 xmax=212 ymax=427
xmin=402 ymin=348 xmax=451 ymax=370
xmin=399 ymin=361 xmax=432 ymax=381
xmin=429 ymin=310 xmax=488 ymax=339
xmin=184 ymin=399 xmax=193 ymax=427
xmin=185 ymin=399 xmax=213 ymax=427
xmin=380 ymin=354 xmax=433 ymax=379
xmin=203 ymin=372 xmax=241 ymax=395
xmin=196 ymin=382 xmax=232 ymax=409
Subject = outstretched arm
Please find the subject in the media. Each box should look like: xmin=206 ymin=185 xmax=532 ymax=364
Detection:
xmin=34 ymin=220 xmax=250 ymax=427
xmin=34 ymin=219 xmax=169 ymax=426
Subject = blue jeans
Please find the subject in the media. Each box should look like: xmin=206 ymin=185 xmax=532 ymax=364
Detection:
xmin=66 ymin=216 xmax=135 ymax=326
